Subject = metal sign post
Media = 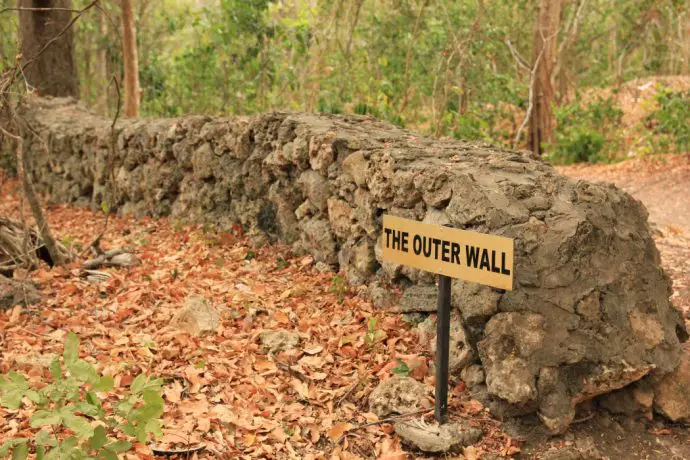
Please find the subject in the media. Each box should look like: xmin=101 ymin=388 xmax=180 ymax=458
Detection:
xmin=381 ymin=214 xmax=514 ymax=425
xmin=434 ymin=274 xmax=452 ymax=424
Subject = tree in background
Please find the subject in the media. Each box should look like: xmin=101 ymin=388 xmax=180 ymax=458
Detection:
xmin=529 ymin=0 xmax=561 ymax=155
xmin=121 ymin=0 xmax=140 ymax=117
xmin=18 ymin=0 xmax=79 ymax=98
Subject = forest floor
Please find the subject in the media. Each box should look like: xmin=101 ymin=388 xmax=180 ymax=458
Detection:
xmin=0 ymin=153 xmax=689 ymax=460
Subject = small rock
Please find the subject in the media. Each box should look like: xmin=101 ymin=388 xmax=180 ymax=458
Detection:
xmin=369 ymin=376 xmax=429 ymax=417
xmin=171 ymin=296 xmax=220 ymax=337
xmin=109 ymin=252 xmax=140 ymax=267
xmin=13 ymin=353 xmax=57 ymax=369
xmin=314 ymin=261 xmax=333 ymax=273
xmin=0 ymin=276 xmax=40 ymax=310
xmin=653 ymin=344 xmax=690 ymax=422
xmin=259 ymin=329 xmax=301 ymax=353
xmin=394 ymin=419 xmax=482 ymax=453
xmin=461 ymin=364 xmax=485 ymax=388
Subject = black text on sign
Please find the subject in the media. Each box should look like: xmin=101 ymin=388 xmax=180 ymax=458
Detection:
xmin=381 ymin=215 xmax=514 ymax=290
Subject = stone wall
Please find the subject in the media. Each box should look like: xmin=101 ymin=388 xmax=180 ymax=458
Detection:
xmin=20 ymin=97 xmax=687 ymax=431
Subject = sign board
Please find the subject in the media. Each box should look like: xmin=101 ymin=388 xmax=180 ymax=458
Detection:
xmin=381 ymin=214 xmax=514 ymax=290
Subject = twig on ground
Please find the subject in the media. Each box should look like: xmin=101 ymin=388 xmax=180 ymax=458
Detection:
xmin=333 ymin=408 xmax=433 ymax=446
xmin=276 ymin=361 xmax=310 ymax=382
xmin=336 ymin=379 xmax=361 ymax=407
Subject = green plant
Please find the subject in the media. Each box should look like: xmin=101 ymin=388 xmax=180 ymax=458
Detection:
xmin=548 ymin=96 xmax=623 ymax=164
xmin=364 ymin=317 xmax=387 ymax=346
xmin=390 ymin=359 xmax=412 ymax=377
xmin=647 ymin=87 xmax=690 ymax=153
xmin=329 ymin=275 xmax=347 ymax=304
xmin=0 ymin=333 xmax=164 ymax=459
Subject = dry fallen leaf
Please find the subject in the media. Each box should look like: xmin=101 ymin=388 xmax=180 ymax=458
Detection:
xmin=327 ymin=422 xmax=354 ymax=440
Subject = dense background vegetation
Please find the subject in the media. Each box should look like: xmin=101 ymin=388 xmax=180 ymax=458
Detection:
xmin=2 ymin=0 xmax=690 ymax=163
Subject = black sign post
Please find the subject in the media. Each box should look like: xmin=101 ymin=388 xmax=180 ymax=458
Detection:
xmin=434 ymin=275 xmax=452 ymax=424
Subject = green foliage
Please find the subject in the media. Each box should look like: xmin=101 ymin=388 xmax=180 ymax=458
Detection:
xmin=390 ymin=359 xmax=411 ymax=377
xmin=548 ymin=96 xmax=623 ymax=164
xmin=647 ymin=87 xmax=690 ymax=153
xmin=2 ymin=0 xmax=687 ymax=165
xmin=0 ymin=332 xmax=164 ymax=459
xmin=329 ymin=275 xmax=347 ymax=304
xmin=0 ymin=148 xmax=16 ymax=176
xmin=364 ymin=317 xmax=386 ymax=346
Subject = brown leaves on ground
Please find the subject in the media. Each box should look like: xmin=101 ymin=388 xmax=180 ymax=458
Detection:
xmin=0 ymin=178 xmax=509 ymax=459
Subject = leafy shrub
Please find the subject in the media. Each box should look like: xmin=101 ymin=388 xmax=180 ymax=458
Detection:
xmin=0 ymin=332 xmax=164 ymax=459
xmin=548 ymin=96 xmax=623 ymax=164
xmin=646 ymin=87 xmax=690 ymax=153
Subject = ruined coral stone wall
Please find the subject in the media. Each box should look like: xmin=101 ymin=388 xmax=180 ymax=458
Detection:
xmin=21 ymin=97 xmax=687 ymax=431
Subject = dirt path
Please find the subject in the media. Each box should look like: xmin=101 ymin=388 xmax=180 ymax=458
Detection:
xmin=557 ymin=154 xmax=690 ymax=232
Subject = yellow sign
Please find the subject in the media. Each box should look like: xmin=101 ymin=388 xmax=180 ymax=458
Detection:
xmin=381 ymin=215 xmax=514 ymax=290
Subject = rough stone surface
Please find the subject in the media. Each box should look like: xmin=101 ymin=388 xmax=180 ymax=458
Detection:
xmin=393 ymin=285 xmax=438 ymax=312
xmin=652 ymin=344 xmax=690 ymax=422
xmin=394 ymin=420 xmax=482 ymax=453
xmin=171 ymin=296 xmax=220 ymax=337
xmin=259 ymin=329 xmax=301 ymax=353
xmin=417 ymin=314 xmax=473 ymax=373
xmin=461 ymin=364 xmax=486 ymax=388
xmin=0 ymin=276 xmax=40 ymax=310
xmin=21 ymin=97 xmax=688 ymax=431
xmin=369 ymin=376 xmax=429 ymax=417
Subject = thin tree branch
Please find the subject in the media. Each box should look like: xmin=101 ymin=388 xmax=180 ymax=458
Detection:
xmin=1 ymin=7 xmax=82 ymax=13
xmin=504 ymin=38 xmax=531 ymax=72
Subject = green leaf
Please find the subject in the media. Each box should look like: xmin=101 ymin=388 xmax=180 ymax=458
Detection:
xmin=11 ymin=441 xmax=28 ymax=460
xmin=49 ymin=358 xmax=62 ymax=381
xmin=63 ymin=332 xmax=79 ymax=365
xmin=99 ymin=449 xmax=118 ymax=460
xmin=142 ymin=389 xmax=164 ymax=408
xmin=100 ymin=201 xmax=110 ymax=214
xmin=68 ymin=360 xmax=100 ymax=384
xmin=146 ymin=418 xmax=163 ymax=439
xmin=105 ymin=440 xmax=131 ymax=454
xmin=35 ymin=430 xmax=58 ymax=447
xmin=30 ymin=409 xmax=63 ymax=428
xmin=129 ymin=373 xmax=147 ymax=394
xmin=88 ymin=426 xmax=108 ymax=450
xmin=121 ymin=422 xmax=136 ymax=437
xmin=391 ymin=359 xmax=411 ymax=377
xmin=63 ymin=413 xmax=94 ymax=439
xmin=36 ymin=446 xmax=45 ymax=460
xmin=92 ymin=375 xmax=114 ymax=392
xmin=1 ymin=389 xmax=25 ymax=410
xmin=75 ymin=401 xmax=101 ymax=417
xmin=0 ymin=439 xmax=28 ymax=457
xmin=26 ymin=389 xmax=41 ymax=404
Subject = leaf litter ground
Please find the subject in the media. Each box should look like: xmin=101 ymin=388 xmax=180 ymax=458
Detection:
xmin=0 ymin=177 xmax=513 ymax=459
xmin=2 ymin=152 xmax=689 ymax=459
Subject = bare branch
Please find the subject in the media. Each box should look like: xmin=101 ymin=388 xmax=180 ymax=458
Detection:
xmin=1 ymin=7 xmax=82 ymax=14
xmin=504 ymin=38 xmax=531 ymax=72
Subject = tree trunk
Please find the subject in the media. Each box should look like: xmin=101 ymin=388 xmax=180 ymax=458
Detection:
xmin=529 ymin=0 xmax=562 ymax=155
xmin=18 ymin=0 xmax=79 ymax=98
xmin=96 ymin=8 xmax=109 ymax=114
xmin=683 ymin=7 xmax=690 ymax=75
xmin=121 ymin=0 xmax=140 ymax=117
